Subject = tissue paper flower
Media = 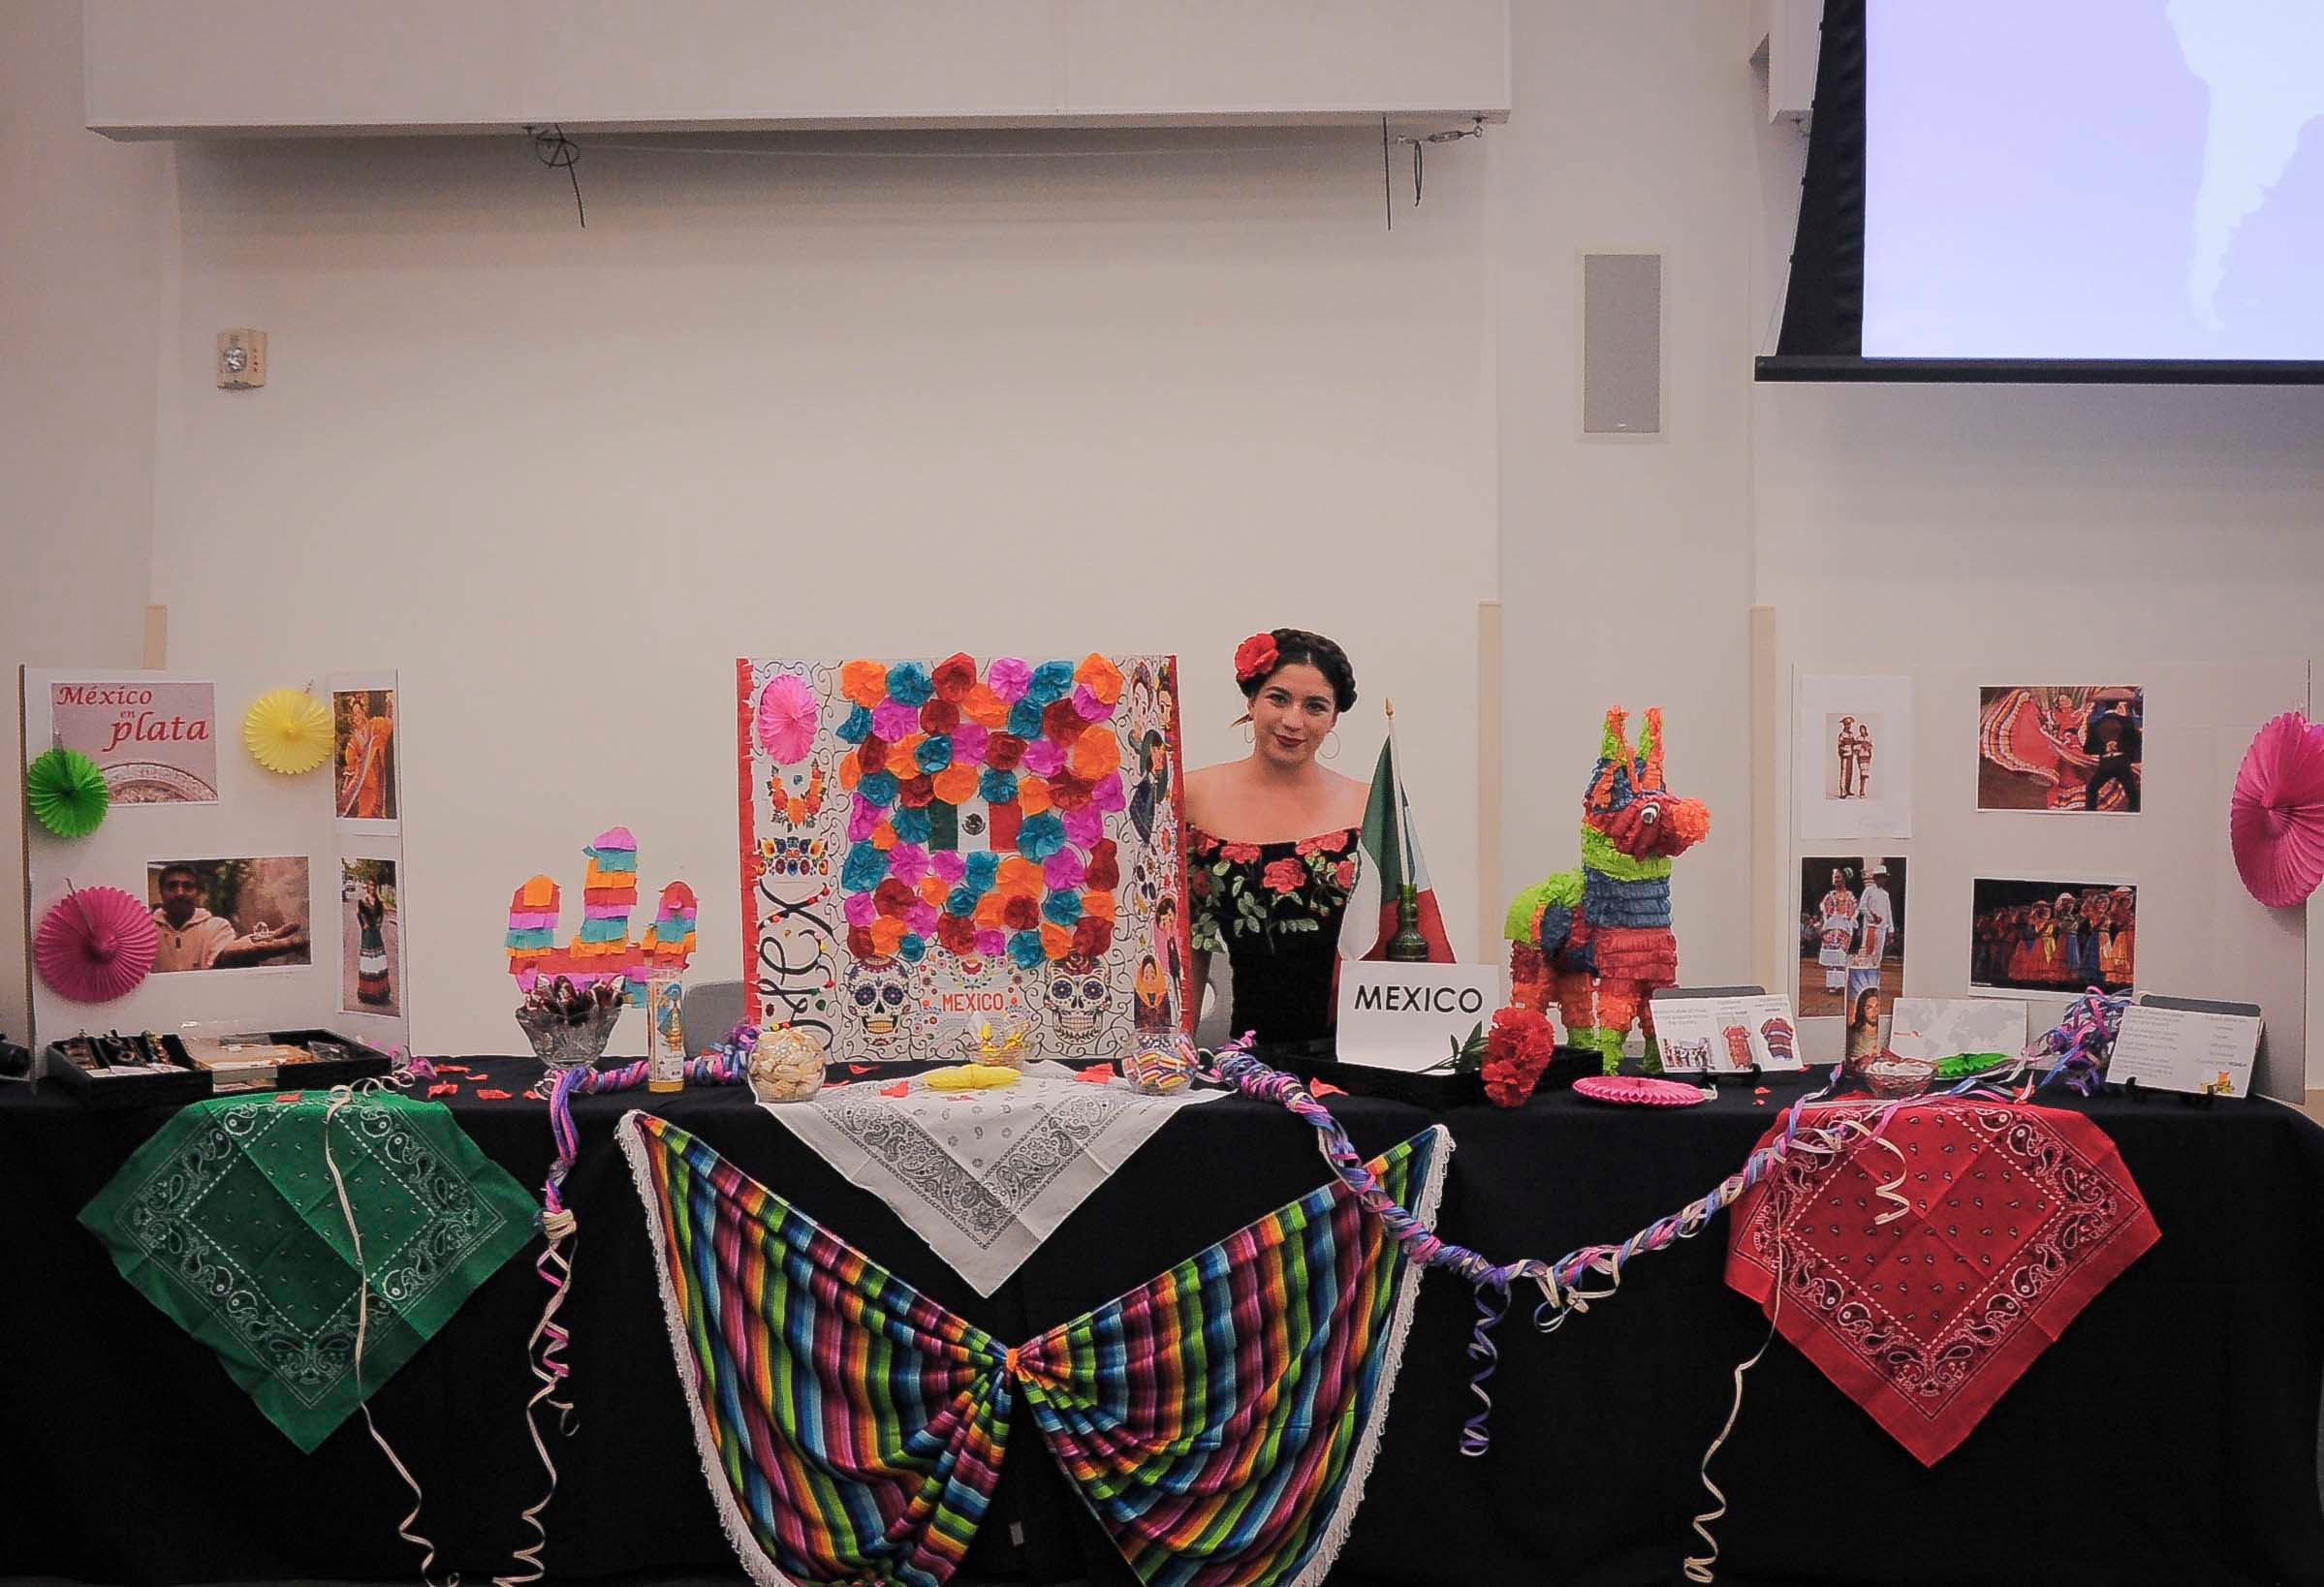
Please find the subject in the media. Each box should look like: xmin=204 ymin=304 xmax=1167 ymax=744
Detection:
xmin=2232 ymin=710 xmax=2324 ymax=908
xmin=1071 ymin=684 xmax=1112 ymax=723
xmin=25 ymin=747 xmax=110 ymax=839
xmin=932 ymin=763 xmax=980 ymax=805
xmin=929 ymin=849 xmax=967 ymax=885
xmin=1009 ymin=931 xmax=1046 ymax=970
xmin=1018 ymin=811 xmax=1067 ymax=861
xmin=1044 ymin=849 xmax=1087 ymax=890
xmin=988 ymin=658 xmax=1032 ymax=702
xmin=1042 ymin=891 xmax=1083 ymax=927
xmin=932 ymin=653 xmax=978 ymax=702
xmin=1008 ymin=698 xmax=1046 ymax=739
xmin=843 ymin=891 xmax=879 ymax=927
xmin=1073 ymin=917 xmax=1113 ymax=958
xmin=841 ymin=661 xmax=889 ymax=708
xmin=872 ymin=700 xmax=918 ymax=743
xmin=951 ymin=723 xmax=989 ymax=764
xmin=919 ymin=698 xmax=960 ymax=734
xmin=754 ymin=674 xmax=820 ymax=764
xmin=885 ymin=662 xmax=933 ymax=706
xmin=1071 ymin=726 xmax=1120 ymax=780
xmin=1022 ymin=739 xmax=1066 ymax=778
xmin=836 ymin=703 xmax=874 ymax=744
xmin=1075 ymin=654 xmax=1123 ymax=705
xmin=1027 ymin=659 xmax=1076 ymax=704
xmin=961 ymin=683 xmax=1013 ymax=730
xmin=1091 ymin=772 xmax=1127 ymax=813
xmin=986 ymin=734 xmax=1027 ymax=771
xmin=243 ymin=688 xmax=333 ymax=775
xmin=891 ymin=803 xmax=933 ymax=845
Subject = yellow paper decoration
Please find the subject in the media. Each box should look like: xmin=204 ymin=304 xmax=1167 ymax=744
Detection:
xmin=924 ymin=1063 xmax=1021 ymax=1092
xmin=243 ymin=688 xmax=333 ymax=775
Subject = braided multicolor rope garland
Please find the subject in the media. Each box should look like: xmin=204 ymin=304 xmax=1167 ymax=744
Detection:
xmin=1195 ymin=1040 xmax=2020 ymax=1456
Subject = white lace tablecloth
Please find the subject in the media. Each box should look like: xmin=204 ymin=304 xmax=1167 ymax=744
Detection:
xmin=759 ymin=1062 xmax=1226 ymax=1294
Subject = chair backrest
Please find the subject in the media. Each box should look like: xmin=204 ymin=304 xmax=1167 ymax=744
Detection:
xmin=680 ymin=980 xmax=748 ymax=1050
xmin=1190 ymin=954 xmax=1231 ymax=1049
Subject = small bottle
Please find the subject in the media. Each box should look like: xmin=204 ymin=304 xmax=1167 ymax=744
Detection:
xmin=647 ymin=971 xmax=686 ymax=1094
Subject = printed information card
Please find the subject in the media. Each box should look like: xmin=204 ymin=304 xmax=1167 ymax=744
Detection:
xmin=2103 ymin=1002 xmax=2263 ymax=1098
xmin=1649 ymin=991 xmax=1803 ymax=1075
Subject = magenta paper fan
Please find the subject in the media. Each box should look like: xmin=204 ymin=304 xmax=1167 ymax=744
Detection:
xmin=1572 ymin=1074 xmax=1708 ymax=1108
xmin=756 ymin=674 xmax=819 ymax=764
xmin=2231 ymin=710 xmax=2324 ymax=909
xmin=35 ymin=886 xmax=159 ymax=1003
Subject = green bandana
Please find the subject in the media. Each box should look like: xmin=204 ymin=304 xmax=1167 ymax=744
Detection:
xmin=80 ymin=1089 xmax=538 ymax=1452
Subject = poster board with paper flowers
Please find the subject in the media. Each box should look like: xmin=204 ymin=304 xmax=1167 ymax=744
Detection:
xmin=19 ymin=667 xmax=408 ymax=1063
xmin=738 ymin=654 xmax=1187 ymax=1064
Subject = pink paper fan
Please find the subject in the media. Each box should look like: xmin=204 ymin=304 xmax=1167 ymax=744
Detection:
xmin=2231 ymin=710 xmax=2324 ymax=908
xmin=36 ymin=886 xmax=159 ymax=1003
xmin=756 ymin=674 xmax=820 ymax=764
xmin=1573 ymin=1074 xmax=1709 ymax=1108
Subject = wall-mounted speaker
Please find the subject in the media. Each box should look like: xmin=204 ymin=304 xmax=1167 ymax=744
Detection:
xmin=1582 ymin=252 xmax=1662 ymax=435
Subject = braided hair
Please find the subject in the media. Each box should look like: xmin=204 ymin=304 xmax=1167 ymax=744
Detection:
xmin=1238 ymin=628 xmax=1358 ymax=713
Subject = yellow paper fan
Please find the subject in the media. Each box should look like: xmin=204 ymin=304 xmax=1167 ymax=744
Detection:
xmin=243 ymin=687 xmax=333 ymax=775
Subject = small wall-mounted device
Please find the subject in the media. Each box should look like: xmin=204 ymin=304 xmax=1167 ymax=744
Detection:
xmin=216 ymin=329 xmax=267 ymax=389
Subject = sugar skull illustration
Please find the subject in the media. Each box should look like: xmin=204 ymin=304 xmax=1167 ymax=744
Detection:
xmin=1040 ymin=953 xmax=1110 ymax=1044
xmin=845 ymin=953 xmax=913 ymax=1045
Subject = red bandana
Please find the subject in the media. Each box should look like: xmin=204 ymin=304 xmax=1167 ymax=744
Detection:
xmin=1725 ymin=1101 xmax=2157 ymax=1466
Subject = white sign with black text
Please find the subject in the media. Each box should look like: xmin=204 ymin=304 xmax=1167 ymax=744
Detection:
xmin=1335 ymin=963 xmax=1504 ymax=1074
xmin=2104 ymin=1003 xmax=2263 ymax=1098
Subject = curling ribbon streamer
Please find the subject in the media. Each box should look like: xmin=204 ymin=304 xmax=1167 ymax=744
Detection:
xmin=517 ymin=1034 xmax=751 ymax=1581
xmin=321 ymin=1067 xmax=452 ymax=1586
xmin=1196 ymin=1039 xmax=1957 ymax=1457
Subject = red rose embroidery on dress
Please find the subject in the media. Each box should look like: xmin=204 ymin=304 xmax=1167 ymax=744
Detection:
xmin=1262 ymin=856 xmax=1306 ymax=893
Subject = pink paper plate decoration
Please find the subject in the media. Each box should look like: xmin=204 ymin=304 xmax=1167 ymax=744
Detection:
xmin=755 ymin=674 xmax=819 ymax=765
xmin=36 ymin=885 xmax=159 ymax=1003
xmin=2230 ymin=710 xmax=2324 ymax=908
xmin=1572 ymin=1073 xmax=1708 ymax=1108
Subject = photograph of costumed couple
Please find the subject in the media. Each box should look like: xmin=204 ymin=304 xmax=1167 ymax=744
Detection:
xmin=1798 ymin=856 xmax=1907 ymax=1026
xmin=1824 ymin=714 xmax=1879 ymax=799
xmin=1978 ymin=685 xmax=2143 ymax=812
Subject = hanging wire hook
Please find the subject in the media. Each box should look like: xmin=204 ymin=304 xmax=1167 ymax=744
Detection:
xmin=525 ymin=124 xmax=586 ymax=229
xmin=1388 ymin=118 xmax=1485 ymax=211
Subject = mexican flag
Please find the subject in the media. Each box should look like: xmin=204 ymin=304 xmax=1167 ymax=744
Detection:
xmin=1341 ymin=722 xmax=1455 ymax=961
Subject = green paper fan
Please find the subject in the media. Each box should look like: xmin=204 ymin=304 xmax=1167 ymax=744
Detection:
xmin=26 ymin=747 xmax=110 ymax=839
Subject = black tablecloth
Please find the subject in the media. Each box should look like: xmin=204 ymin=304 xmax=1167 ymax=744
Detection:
xmin=4 ymin=1059 xmax=2321 ymax=1587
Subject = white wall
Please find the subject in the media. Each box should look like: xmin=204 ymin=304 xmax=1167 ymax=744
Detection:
xmin=1492 ymin=4 xmax=1761 ymax=983
xmin=0 ymin=1 xmax=172 ymax=1045
xmin=146 ymin=127 xmax=1494 ymax=1051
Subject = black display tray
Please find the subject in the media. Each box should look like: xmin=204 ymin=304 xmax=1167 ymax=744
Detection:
xmin=45 ymin=1033 xmax=211 ymax=1110
xmin=44 ymin=1029 xmax=394 ymax=1109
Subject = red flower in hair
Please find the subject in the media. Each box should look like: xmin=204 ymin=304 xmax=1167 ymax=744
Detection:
xmin=1234 ymin=632 xmax=1279 ymax=683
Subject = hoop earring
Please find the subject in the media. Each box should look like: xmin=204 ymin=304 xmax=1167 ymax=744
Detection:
xmin=1241 ymin=722 xmax=1255 ymax=747
xmin=1322 ymin=731 xmax=1341 ymax=761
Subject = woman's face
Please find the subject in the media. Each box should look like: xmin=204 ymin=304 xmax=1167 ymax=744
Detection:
xmin=1248 ymin=662 xmax=1338 ymax=768
xmin=1830 ymin=869 xmax=1844 ymax=891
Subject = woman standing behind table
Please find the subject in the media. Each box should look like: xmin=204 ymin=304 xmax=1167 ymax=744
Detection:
xmin=1186 ymin=629 xmax=1371 ymax=1049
